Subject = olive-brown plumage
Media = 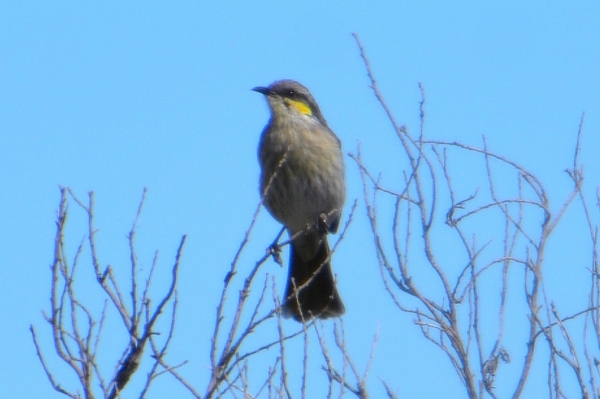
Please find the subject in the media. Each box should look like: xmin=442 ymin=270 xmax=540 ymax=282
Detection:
xmin=254 ymin=80 xmax=345 ymax=321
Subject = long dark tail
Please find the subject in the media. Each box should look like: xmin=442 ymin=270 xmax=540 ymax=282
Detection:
xmin=282 ymin=237 xmax=345 ymax=321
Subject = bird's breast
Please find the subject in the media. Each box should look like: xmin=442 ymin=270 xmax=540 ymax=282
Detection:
xmin=259 ymin=116 xmax=345 ymax=233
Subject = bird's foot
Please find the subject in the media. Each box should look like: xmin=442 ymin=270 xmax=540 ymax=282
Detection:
xmin=316 ymin=213 xmax=329 ymax=234
xmin=268 ymin=242 xmax=283 ymax=267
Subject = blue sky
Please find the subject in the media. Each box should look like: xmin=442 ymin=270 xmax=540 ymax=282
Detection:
xmin=1 ymin=2 xmax=599 ymax=398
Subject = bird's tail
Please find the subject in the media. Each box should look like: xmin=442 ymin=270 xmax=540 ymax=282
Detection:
xmin=282 ymin=237 xmax=345 ymax=321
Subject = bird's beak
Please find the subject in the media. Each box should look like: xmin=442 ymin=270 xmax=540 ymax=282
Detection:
xmin=252 ymin=86 xmax=272 ymax=96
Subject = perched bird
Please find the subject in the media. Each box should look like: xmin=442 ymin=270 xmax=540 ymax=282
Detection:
xmin=253 ymin=79 xmax=346 ymax=321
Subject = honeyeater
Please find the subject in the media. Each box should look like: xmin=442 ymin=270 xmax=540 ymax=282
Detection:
xmin=253 ymin=79 xmax=345 ymax=321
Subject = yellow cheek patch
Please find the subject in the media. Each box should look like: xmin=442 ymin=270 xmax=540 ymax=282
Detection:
xmin=286 ymin=99 xmax=312 ymax=116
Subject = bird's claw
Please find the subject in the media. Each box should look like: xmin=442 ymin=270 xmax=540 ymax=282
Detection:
xmin=268 ymin=243 xmax=283 ymax=267
xmin=316 ymin=213 xmax=329 ymax=234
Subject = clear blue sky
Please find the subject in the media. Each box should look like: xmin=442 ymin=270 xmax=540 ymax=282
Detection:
xmin=1 ymin=2 xmax=599 ymax=398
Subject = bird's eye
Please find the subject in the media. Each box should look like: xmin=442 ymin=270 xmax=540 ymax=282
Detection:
xmin=287 ymin=90 xmax=297 ymax=98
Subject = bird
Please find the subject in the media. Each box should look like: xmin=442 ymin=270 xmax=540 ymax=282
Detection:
xmin=253 ymin=79 xmax=346 ymax=322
